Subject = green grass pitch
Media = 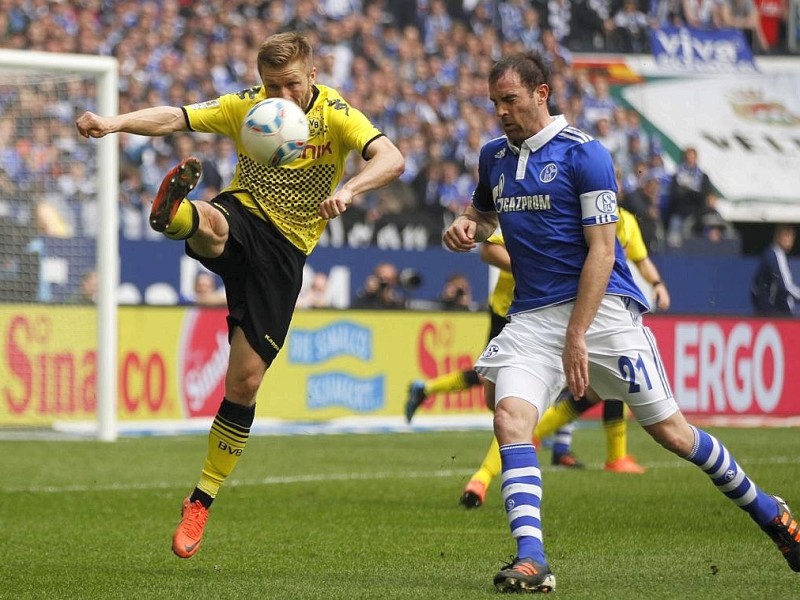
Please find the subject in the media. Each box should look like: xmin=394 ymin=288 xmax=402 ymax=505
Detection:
xmin=1 ymin=426 xmax=798 ymax=599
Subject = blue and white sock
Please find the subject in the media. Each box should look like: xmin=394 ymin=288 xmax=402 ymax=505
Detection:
xmin=685 ymin=425 xmax=778 ymax=526
xmin=500 ymin=443 xmax=547 ymax=564
xmin=552 ymin=423 xmax=575 ymax=456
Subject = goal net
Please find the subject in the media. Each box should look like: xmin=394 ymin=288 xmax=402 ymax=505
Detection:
xmin=0 ymin=50 xmax=119 ymax=440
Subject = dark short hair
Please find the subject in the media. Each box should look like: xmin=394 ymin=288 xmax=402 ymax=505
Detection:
xmin=488 ymin=51 xmax=551 ymax=94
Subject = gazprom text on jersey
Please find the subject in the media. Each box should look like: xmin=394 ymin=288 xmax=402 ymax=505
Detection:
xmin=495 ymin=195 xmax=552 ymax=212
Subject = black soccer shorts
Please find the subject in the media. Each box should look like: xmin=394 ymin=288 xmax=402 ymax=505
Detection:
xmin=187 ymin=192 xmax=306 ymax=366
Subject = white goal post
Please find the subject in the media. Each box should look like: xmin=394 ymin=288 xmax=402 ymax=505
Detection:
xmin=0 ymin=49 xmax=119 ymax=441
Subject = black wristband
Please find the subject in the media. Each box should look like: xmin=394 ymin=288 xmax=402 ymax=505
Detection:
xmin=652 ymin=281 xmax=663 ymax=288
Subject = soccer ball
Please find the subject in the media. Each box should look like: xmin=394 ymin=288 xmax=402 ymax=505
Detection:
xmin=240 ymin=98 xmax=309 ymax=167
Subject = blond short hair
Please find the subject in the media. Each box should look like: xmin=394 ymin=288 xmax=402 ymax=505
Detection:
xmin=257 ymin=31 xmax=313 ymax=72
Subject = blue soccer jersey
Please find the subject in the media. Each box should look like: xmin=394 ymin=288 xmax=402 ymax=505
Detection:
xmin=472 ymin=115 xmax=649 ymax=315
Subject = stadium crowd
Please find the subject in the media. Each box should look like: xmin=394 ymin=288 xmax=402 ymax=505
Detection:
xmin=1 ymin=0 xmax=783 ymax=257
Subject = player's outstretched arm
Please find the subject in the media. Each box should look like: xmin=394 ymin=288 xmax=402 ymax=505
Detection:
xmin=76 ymin=106 xmax=187 ymax=139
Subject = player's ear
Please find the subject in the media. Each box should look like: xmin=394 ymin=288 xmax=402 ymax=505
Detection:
xmin=537 ymin=83 xmax=549 ymax=106
xmin=308 ymin=66 xmax=317 ymax=85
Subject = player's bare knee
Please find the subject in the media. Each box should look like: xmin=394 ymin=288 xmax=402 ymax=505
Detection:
xmin=225 ymin=372 xmax=262 ymax=404
xmin=493 ymin=402 xmax=536 ymax=443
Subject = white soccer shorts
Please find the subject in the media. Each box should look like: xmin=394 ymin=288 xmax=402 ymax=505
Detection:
xmin=474 ymin=295 xmax=679 ymax=426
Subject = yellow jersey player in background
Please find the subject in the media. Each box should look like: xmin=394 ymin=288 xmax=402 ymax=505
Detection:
xmin=405 ymin=207 xmax=671 ymax=507
xmin=76 ymin=31 xmax=404 ymax=558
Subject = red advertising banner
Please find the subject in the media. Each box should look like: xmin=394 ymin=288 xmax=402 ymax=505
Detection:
xmin=646 ymin=315 xmax=800 ymax=419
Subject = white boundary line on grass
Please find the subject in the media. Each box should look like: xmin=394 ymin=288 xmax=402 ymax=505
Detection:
xmin=6 ymin=413 xmax=800 ymax=441
xmin=5 ymin=455 xmax=800 ymax=495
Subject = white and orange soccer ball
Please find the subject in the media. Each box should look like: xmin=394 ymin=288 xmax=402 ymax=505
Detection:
xmin=240 ymin=98 xmax=309 ymax=167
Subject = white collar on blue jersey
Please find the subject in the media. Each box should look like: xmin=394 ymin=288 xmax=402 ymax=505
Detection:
xmin=506 ymin=114 xmax=568 ymax=154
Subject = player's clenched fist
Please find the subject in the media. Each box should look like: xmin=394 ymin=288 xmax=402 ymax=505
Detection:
xmin=76 ymin=111 xmax=113 ymax=139
xmin=318 ymin=188 xmax=353 ymax=220
xmin=443 ymin=216 xmax=478 ymax=252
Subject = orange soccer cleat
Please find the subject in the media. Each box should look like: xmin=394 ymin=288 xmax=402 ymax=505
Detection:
xmin=551 ymin=451 xmax=584 ymax=469
xmin=149 ymin=157 xmax=202 ymax=232
xmin=172 ymin=497 xmax=209 ymax=558
xmin=459 ymin=479 xmax=487 ymax=509
xmin=604 ymin=455 xmax=646 ymax=474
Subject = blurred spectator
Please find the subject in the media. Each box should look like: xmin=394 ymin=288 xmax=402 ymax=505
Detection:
xmin=612 ymin=0 xmax=651 ymax=53
xmin=582 ymin=73 xmax=617 ymax=132
xmin=546 ymin=0 xmax=573 ymax=44
xmin=570 ymin=0 xmax=615 ymax=51
xmin=649 ymin=0 xmax=687 ymax=27
xmin=497 ymin=0 xmax=528 ymax=43
xmin=539 ymin=27 xmax=573 ymax=67
xmin=665 ymin=147 xmax=713 ymax=248
xmin=190 ymin=271 xmax=227 ymax=307
xmin=519 ymin=6 xmax=544 ymax=49
xmin=422 ymin=0 xmax=454 ymax=54
xmin=750 ymin=224 xmax=800 ymax=316
xmin=353 ymin=262 xmax=406 ymax=309
xmin=720 ymin=0 xmax=768 ymax=52
xmin=438 ymin=271 xmax=478 ymax=311
xmin=623 ymin=171 xmax=665 ymax=255
xmin=36 ymin=200 xmax=72 ymax=238
xmin=438 ymin=159 xmax=473 ymax=219
xmin=698 ymin=209 xmax=733 ymax=243
xmin=682 ymin=0 xmax=723 ymax=28
xmin=594 ymin=117 xmax=627 ymax=165
xmin=755 ymin=0 xmax=787 ymax=53
xmin=296 ymin=269 xmax=332 ymax=309
xmin=67 ymin=269 xmax=98 ymax=304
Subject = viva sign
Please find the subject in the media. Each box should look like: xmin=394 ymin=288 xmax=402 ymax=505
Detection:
xmin=649 ymin=27 xmax=756 ymax=72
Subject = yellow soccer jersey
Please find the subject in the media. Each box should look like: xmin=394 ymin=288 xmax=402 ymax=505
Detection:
xmin=485 ymin=232 xmax=515 ymax=318
xmin=183 ymin=84 xmax=383 ymax=255
xmin=616 ymin=207 xmax=648 ymax=263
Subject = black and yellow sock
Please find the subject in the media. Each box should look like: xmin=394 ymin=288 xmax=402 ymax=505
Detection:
xmin=471 ymin=435 xmax=502 ymax=488
xmin=424 ymin=369 xmax=480 ymax=396
xmin=535 ymin=396 xmax=582 ymax=440
xmin=191 ymin=398 xmax=255 ymax=508
xmin=164 ymin=200 xmax=199 ymax=240
xmin=602 ymin=399 xmax=627 ymax=463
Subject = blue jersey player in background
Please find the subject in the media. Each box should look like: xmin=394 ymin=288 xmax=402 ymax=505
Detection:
xmin=442 ymin=51 xmax=800 ymax=594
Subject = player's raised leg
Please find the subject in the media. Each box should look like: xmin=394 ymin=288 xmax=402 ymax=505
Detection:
xmin=149 ymin=158 xmax=231 ymax=260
